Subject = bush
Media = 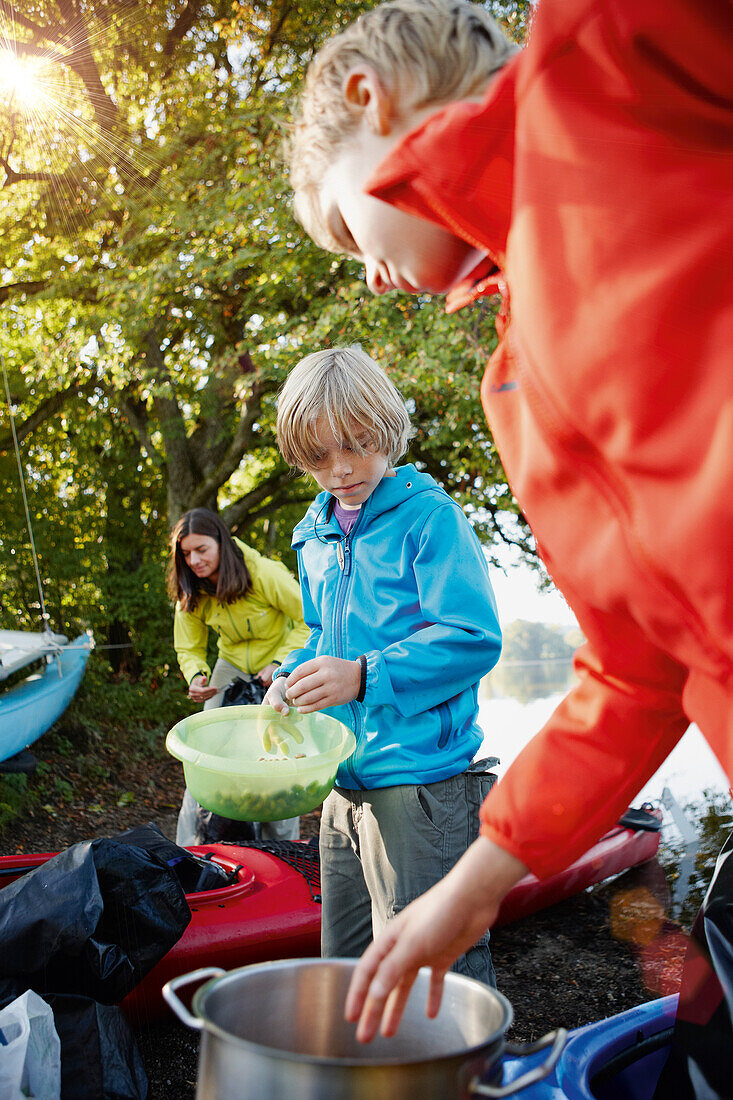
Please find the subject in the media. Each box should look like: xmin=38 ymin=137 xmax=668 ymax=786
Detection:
xmin=0 ymin=773 xmax=35 ymax=829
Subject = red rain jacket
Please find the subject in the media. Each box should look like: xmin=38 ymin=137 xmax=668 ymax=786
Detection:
xmin=367 ymin=0 xmax=733 ymax=877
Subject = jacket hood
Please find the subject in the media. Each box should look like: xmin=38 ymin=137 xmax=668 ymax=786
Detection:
xmin=292 ymin=464 xmax=441 ymax=548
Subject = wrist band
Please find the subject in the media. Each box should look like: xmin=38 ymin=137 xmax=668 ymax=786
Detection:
xmin=356 ymin=654 xmax=367 ymax=703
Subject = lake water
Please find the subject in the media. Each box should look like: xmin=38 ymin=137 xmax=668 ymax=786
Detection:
xmin=476 ymin=659 xmax=729 ymax=809
xmin=476 ymin=659 xmax=731 ymax=951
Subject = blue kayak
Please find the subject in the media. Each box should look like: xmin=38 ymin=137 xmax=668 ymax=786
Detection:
xmin=0 ymin=632 xmax=93 ymax=763
xmin=496 ymin=995 xmax=677 ymax=1098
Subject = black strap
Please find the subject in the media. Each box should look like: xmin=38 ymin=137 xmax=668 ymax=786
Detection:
xmin=356 ymin=654 xmax=367 ymax=702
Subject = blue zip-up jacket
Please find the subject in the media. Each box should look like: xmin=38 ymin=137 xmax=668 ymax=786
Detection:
xmin=278 ymin=465 xmax=502 ymax=789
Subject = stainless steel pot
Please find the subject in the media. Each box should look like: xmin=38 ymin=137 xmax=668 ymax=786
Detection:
xmin=163 ymin=960 xmax=565 ymax=1099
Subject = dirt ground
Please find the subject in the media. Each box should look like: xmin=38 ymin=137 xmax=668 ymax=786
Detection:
xmin=1 ymin=734 xmax=683 ymax=1099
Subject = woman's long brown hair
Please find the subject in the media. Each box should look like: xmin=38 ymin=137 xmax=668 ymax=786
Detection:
xmin=167 ymin=508 xmax=251 ymax=612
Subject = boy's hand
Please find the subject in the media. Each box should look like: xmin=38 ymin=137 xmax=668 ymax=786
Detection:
xmin=188 ymin=674 xmax=218 ymax=703
xmin=263 ymin=676 xmax=290 ymax=714
xmin=344 ymin=838 xmax=527 ymax=1043
xmin=284 ymin=656 xmax=361 ymax=712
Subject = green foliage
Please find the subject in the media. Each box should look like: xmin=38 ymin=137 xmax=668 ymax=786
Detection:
xmin=53 ymin=776 xmax=74 ymax=801
xmin=0 ymin=0 xmax=537 ymax=741
xmin=0 ymin=773 xmax=33 ymax=828
xmin=65 ymin=653 xmax=195 ymax=737
xmin=52 ymin=735 xmax=74 ymax=759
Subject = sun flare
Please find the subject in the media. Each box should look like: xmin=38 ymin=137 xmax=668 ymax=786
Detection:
xmin=0 ymin=51 xmax=41 ymax=104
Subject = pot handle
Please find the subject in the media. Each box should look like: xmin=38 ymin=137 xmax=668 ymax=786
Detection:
xmin=469 ymin=1028 xmax=567 ymax=1098
xmin=162 ymin=967 xmax=226 ymax=1030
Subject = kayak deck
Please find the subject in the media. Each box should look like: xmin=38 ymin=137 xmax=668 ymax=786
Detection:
xmin=494 ymin=810 xmax=662 ymax=927
xmin=0 ymin=807 xmax=661 ymax=1020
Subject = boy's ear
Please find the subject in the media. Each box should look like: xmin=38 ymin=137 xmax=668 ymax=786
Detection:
xmin=342 ymin=67 xmax=393 ymax=136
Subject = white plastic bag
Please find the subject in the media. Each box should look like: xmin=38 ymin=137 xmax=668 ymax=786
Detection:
xmin=0 ymin=990 xmax=61 ymax=1100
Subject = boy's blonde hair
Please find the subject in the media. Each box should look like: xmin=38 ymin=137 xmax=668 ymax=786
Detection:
xmin=277 ymin=346 xmax=413 ymax=470
xmin=288 ymin=0 xmax=517 ymax=251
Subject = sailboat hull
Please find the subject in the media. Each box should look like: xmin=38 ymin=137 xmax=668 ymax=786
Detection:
xmin=0 ymin=633 xmax=92 ymax=762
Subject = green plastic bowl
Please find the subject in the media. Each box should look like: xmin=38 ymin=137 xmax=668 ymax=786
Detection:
xmin=166 ymin=705 xmax=356 ymax=822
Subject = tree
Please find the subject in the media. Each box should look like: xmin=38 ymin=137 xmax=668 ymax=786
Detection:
xmin=501 ymin=620 xmax=576 ymax=663
xmin=1 ymin=0 xmax=532 ymax=530
xmin=484 ymin=620 xmax=578 ymax=703
xmin=0 ymin=0 xmax=536 ymax=714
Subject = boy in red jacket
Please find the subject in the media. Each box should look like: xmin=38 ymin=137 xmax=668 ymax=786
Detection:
xmin=287 ymin=0 xmax=733 ymax=1048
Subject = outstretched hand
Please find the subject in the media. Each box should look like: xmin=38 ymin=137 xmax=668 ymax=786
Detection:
xmin=344 ymin=837 xmax=527 ymax=1043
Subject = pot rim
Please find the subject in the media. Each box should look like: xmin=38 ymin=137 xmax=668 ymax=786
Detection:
xmin=191 ymin=959 xmax=514 ymax=1068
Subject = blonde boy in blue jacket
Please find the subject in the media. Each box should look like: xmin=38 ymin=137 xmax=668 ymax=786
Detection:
xmin=265 ymin=346 xmax=501 ymax=981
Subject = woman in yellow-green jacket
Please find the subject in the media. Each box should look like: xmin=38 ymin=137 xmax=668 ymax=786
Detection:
xmin=168 ymin=508 xmax=310 ymax=844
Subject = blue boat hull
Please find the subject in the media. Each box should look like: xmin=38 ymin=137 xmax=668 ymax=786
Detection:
xmin=496 ymin=995 xmax=677 ymax=1098
xmin=0 ymin=634 xmax=92 ymax=762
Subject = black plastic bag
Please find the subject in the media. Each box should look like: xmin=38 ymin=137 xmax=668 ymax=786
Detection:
xmin=653 ymin=828 xmax=733 ymax=1099
xmin=0 ymin=824 xmax=192 ymax=1004
xmin=0 ymin=988 xmax=148 ymax=1099
xmin=221 ymin=674 xmax=267 ymax=707
xmin=193 ymin=674 xmax=267 ymax=843
xmin=46 ymin=993 xmax=148 ymax=1100
xmin=114 ymin=822 xmax=236 ymax=893
xmin=192 ymin=807 xmax=263 ymax=843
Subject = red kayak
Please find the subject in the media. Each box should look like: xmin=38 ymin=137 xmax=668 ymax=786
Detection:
xmin=0 ymin=806 xmax=661 ymax=1020
xmin=494 ymin=806 xmax=663 ymax=927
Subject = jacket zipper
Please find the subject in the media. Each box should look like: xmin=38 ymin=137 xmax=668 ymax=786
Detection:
xmin=333 ymin=516 xmax=364 ymax=788
xmin=224 ymin=604 xmax=249 ymax=644
xmin=220 ymin=604 xmax=253 ymax=672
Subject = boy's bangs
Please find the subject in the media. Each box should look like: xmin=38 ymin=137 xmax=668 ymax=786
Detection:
xmin=278 ymin=345 xmax=412 ymax=470
xmin=322 ymin=378 xmax=389 ymax=456
xmin=294 ymin=405 xmax=381 ymax=470
xmin=292 ymin=413 xmax=329 ymax=469
xmin=328 ymin=411 xmax=382 ymax=456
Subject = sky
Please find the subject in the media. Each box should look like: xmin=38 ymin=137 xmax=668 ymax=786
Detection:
xmin=487 ymin=547 xmax=578 ymax=629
